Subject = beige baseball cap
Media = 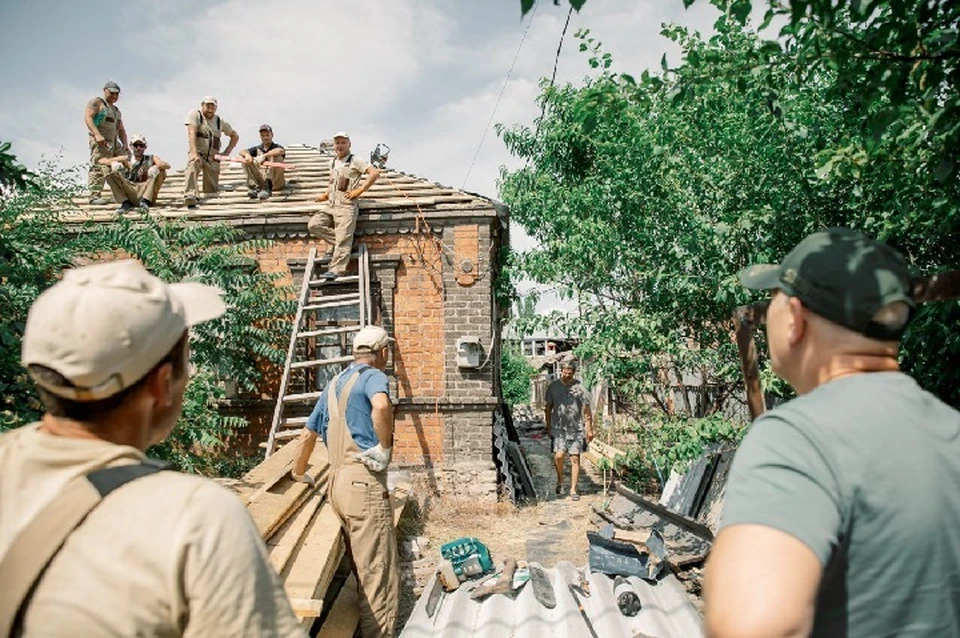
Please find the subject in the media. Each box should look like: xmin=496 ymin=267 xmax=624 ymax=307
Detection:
xmin=201 ymin=96 xmax=218 ymax=106
xmin=353 ymin=326 xmax=392 ymax=353
xmin=22 ymin=260 xmax=226 ymax=402
xmin=333 ymin=131 xmax=350 ymax=139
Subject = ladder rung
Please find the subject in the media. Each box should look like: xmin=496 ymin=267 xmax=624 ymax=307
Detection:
xmin=309 ymin=275 xmax=360 ymax=286
xmin=274 ymin=429 xmax=302 ymax=440
xmin=307 ymin=293 xmax=360 ymax=304
xmin=291 ymin=355 xmax=354 ymax=370
xmin=297 ymin=325 xmax=362 ymax=339
xmin=283 ymin=391 xmax=323 ymax=403
xmin=303 ymin=300 xmax=361 ymax=311
xmin=283 ymin=416 xmax=310 ymax=427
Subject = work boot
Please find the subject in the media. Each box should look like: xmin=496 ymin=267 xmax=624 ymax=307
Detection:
xmin=89 ymin=196 xmax=110 ymax=205
xmin=319 ymin=271 xmax=338 ymax=281
xmin=139 ymin=199 xmax=151 ymax=211
xmin=116 ymin=200 xmax=135 ymax=214
xmin=258 ymin=188 xmax=272 ymax=200
xmin=184 ymin=195 xmax=198 ymax=208
xmin=247 ymin=187 xmax=258 ymax=199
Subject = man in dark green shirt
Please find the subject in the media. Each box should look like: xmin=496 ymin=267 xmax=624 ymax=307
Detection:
xmin=705 ymin=228 xmax=960 ymax=637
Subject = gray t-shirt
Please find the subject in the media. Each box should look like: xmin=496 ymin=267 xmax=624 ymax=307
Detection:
xmin=545 ymin=379 xmax=589 ymax=439
xmin=722 ymin=372 xmax=960 ymax=637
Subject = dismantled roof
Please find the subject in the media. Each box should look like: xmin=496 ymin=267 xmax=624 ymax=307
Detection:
xmin=401 ymin=561 xmax=704 ymax=638
xmin=66 ymin=145 xmax=498 ymax=232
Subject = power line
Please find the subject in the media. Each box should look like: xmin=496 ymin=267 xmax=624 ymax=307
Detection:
xmin=461 ymin=4 xmax=538 ymax=189
xmin=541 ymin=5 xmax=574 ymax=125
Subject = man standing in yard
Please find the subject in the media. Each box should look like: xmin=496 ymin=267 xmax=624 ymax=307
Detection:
xmin=99 ymin=134 xmax=170 ymax=213
xmin=182 ymin=96 xmax=239 ymax=208
xmin=291 ymin=325 xmax=399 ymax=638
xmin=307 ymin=132 xmax=380 ymax=280
xmin=84 ymin=80 xmax=128 ymax=205
xmin=0 ymin=260 xmax=303 ymax=636
xmin=705 ymin=228 xmax=960 ymax=637
xmin=240 ymin=124 xmax=286 ymax=200
xmin=545 ymin=360 xmax=594 ymax=501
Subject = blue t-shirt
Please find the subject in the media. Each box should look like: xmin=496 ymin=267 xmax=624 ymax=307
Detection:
xmin=306 ymin=363 xmax=389 ymax=451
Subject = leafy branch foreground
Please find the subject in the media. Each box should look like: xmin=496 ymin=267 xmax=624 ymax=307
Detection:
xmin=1 ymin=160 xmax=294 ymax=477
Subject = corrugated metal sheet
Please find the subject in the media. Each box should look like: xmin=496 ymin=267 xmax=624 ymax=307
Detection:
xmin=401 ymin=561 xmax=703 ymax=637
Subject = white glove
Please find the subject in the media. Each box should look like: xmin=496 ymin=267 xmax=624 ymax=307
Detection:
xmin=147 ymin=165 xmax=160 ymax=178
xmin=356 ymin=444 xmax=392 ymax=472
xmin=110 ymin=161 xmax=124 ymax=174
xmin=290 ymin=470 xmax=316 ymax=487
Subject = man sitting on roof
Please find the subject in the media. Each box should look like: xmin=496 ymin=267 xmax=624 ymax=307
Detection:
xmin=307 ymin=132 xmax=380 ymax=280
xmin=239 ymin=124 xmax=286 ymax=200
xmin=98 ymin=134 xmax=170 ymax=213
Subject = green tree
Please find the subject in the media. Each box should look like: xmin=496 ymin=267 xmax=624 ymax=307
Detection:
xmin=1 ymin=156 xmax=295 ymax=476
xmin=500 ymin=344 xmax=536 ymax=406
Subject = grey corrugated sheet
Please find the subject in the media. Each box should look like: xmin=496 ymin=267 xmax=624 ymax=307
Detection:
xmin=401 ymin=561 xmax=704 ymax=637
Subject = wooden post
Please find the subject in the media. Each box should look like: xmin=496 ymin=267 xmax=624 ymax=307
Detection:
xmin=733 ymin=305 xmax=766 ymax=421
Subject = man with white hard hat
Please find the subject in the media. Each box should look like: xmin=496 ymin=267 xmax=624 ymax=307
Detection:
xmin=0 ymin=260 xmax=302 ymax=637
xmin=292 ymin=325 xmax=398 ymax=637
xmin=307 ymin=131 xmax=381 ymax=280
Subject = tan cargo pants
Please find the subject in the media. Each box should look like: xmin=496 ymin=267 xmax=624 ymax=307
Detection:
xmin=105 ymin=170 xmax=166 ymax=205
xmin=243 ymin=161 xmax=285 ymax=191
xmin=327 ymin=369 xmax=399 ymax=638
xmin=87 ymin=139 xmax=123 ymax=197
xmin=307 ymin=201 xmax=357 ymax=275
xmin=183 ymin=155 xmax=220 ymax=200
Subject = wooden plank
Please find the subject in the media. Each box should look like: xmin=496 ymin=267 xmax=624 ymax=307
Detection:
xmin=268 ymin=490 xmax=325 ymax=573
xmin=315 ymin=575 xmax=359 ymax=637
xmin=248 ymin=443 xmax=329 ymax=539
xmin=217 ymin=439 xmax=300 ymax=502
xmin=289 ymin=598 xmax=325 ymax=618
xmin=283 ymin=503 xmax=346 ymax=619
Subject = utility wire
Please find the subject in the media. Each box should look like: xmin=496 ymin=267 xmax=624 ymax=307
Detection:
xmin=541 ymin=5 xmax=574 ymax=125
xmin=461 ymin=4 xmax=538 ymax=189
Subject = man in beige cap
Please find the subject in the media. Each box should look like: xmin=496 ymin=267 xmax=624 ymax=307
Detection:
xmin=182 ymin=96 xmax=239 ymax=208
xmin=0 ymin=260 xmax=302 ymax=637
xmin=84 ymin=80 xmax=129 ymax=205
xmin=308 ymin=132 xmax=381 ymax=280
xmin=97 ymin=134 xmax=171 ymax=213
xmin=292 ymin=325 xmax=399 ymax=637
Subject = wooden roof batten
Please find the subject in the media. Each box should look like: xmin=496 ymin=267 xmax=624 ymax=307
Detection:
xmin=65 ymin=145 xmax=499 ymax=236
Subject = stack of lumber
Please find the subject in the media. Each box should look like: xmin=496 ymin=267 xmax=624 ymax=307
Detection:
xmin=218 ymin=438 xmax=408 ymax=635
xmin=584 ymin=439 xmax=626 ymax=471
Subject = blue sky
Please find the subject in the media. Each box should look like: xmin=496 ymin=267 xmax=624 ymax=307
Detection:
xmin=1 ymin=0 xmax=727 ymax=308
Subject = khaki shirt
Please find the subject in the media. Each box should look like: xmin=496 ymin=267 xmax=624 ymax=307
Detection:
xmin=0 ymin=424 xmax=303 ymax=637
xmin=88 ymin=97 xmax=122 ymax=143
xmin=328 ymin=154 xmax=371 ymax=205
xmin=184 ymin=110 xmax=236 ymax=156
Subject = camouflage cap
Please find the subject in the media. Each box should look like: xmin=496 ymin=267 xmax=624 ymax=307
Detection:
xmin=740 ymin=227 xmax=915 ymax=340
xmin=103 ymin=80 xmax=120 ymax=93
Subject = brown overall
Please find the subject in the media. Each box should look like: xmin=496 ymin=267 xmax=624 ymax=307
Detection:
xmin=326 ymin=367 xmax=399 ymax=638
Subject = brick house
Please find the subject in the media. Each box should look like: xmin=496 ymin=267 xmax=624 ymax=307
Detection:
xmin=71 ymin=144 xmax=509 ymax=499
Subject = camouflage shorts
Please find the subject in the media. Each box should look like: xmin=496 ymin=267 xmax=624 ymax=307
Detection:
xmin=551 ymin=434 xmax=586 ymax=455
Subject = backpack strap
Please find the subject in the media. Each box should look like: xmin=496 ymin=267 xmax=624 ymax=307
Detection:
xmin=0 ymin=460 xmax=170 ymax=638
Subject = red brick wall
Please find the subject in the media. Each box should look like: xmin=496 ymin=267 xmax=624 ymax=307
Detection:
xmin=245 ymin=234 xmax=449 ymax=465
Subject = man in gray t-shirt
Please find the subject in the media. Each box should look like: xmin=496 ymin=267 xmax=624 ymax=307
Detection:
xmin=545 ymin=360 xmax=593 ymax=500
xmin=705 ymin=228 xmax=960 ymax=638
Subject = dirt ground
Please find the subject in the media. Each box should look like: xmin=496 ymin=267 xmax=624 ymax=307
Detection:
xmin=394 ymin=423 xmax=617 ymax=629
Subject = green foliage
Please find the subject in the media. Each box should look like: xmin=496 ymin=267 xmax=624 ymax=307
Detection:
xmin=0 ymin=141 xmax=37 ymax=192
xmin=1 ymin=156 xmax=295 ymax=477
xmin=615 ymin=413 xmax=748 ymax=490
xmin=499 ymin=16 xmax=960 ymax=415
xmin=500 ymin=344 xmax=536 ymax=406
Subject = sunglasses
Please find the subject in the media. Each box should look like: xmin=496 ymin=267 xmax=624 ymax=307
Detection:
xmin=132 ymin=143 xmax=146 ymax=148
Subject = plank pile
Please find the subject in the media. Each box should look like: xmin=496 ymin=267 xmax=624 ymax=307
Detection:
xmin=218 ymin=438 xmax=408 ymax=635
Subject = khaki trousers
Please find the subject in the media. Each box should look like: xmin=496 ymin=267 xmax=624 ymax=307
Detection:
xmin=307 ymin=201 xmax=357 ymax=275
xmin=243 ymin=162 xmax=285 ymax=191
xmin=106 ymin=170 xmax=166 ymax=205
xmin=329 ymin=464 xmax=399 ymax=638
xmin=183 ymin=155 xmax=220 ymax=199
xmin=87 ymin=139 xmax=123 ymax=197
